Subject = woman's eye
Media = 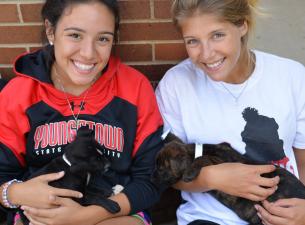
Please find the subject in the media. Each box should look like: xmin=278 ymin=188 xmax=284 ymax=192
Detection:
xmin=68 ymin=33 xmax=81 ymax=39
xmin=185 ymin=39 xmax=199 ymax=47
xmin=213 ymin=33 xmax=225 ymax=39
xmin=99 ymin=37 xmax=109 ymax=42
xmin=98 ymin=36 xmax=113 ymax=45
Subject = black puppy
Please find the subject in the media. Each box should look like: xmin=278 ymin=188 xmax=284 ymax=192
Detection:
xmin=20 ymin=126 xmax=121 ymax=224
xmin=153 ymin=133 xmax=305 ymax=225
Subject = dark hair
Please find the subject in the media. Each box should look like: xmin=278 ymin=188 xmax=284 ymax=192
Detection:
xmin=41 ymin=0 xmax=120 ymax=70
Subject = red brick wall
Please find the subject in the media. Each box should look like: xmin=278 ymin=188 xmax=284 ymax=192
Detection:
xmin=0 ymin=0 xmax=187 ymax=86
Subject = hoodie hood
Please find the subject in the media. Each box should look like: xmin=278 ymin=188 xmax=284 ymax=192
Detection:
xmin=14 ymin=48 xmax=53 ymax=84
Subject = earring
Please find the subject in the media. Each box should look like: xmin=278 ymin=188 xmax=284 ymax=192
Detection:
xmin=49 ymin=40 xmax=53 ymax=46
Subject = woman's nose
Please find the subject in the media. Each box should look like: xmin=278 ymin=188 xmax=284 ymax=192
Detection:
xmin=79 ymin=40 xmax=96 ymax=60
xmin=200 ymin=42 xmax=214 ymax=61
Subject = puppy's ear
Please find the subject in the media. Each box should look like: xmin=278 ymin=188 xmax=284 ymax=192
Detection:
xmin=91 ymin=157 xmax=110 ymax=172
xmin=180 ymin=155 xmax=199 ymax=182
xmin=182 ymin=167 xmax=200 ymax=182
xmin=164 ymin=132 xmax=183 ymax=144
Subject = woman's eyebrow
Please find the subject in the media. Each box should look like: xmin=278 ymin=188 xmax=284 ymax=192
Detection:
xmin=64 ymin=27 xmax=114 ymax=36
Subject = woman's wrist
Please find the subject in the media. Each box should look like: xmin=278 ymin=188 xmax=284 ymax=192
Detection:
xmin=175 ymin=165 xmax=217 ymax=192
xmin=1 ymin=179 xmax=23 ymax=208
xmin=80 ymin=205 xmax=109 ymax=224
xmin=199 ymin=165 xmax=218 ymax=191
xmin=7 ymin=180 xmax=24 ymax=207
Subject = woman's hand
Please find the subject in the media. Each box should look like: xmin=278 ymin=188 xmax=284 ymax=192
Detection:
xmin=22 ymin=196 xmax=90 ymax=225
xmin=10 ymin=171 xmax=82 ymax=208
xmin=255 ymin=198 xmax=305 ymax=225
xmin=207 ymin=163 xmax=280 ymax=201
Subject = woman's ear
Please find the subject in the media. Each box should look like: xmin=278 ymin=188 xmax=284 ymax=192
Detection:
xmin=239 ymin=20 xmax=249 ymax=37
xmin=45 ymin=19 xmax=54 ymax=45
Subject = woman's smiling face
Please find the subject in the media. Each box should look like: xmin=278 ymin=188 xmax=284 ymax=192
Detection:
xmin=180 ymin=13 xmax=249 ymax=83
xmin=47 ymin=2 xmax=115 ymax=90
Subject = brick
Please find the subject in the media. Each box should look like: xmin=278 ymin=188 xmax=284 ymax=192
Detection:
xmin=0 ymin=26 xmax=43 ymax=44
xmin=119 ymin=1 xmax=150 ymax=19
xmin=120 ymin=22 xmax=181 ymax=41
xmin=154 ymin=0 xmax=173 ymax=19
xmin=20 ymin=4 xmax=43 ymax=23
xmin=0 ymin=0 xmax=185 ymax=84
xmin=155 ymin=43 xmax=187 ymax=61
xmin=0 ymin=48 xmax=27 ymax=64
xmin=114 ymin=44 xmax=152 ymax=61
xmin=0 ymin=4 xmax=19 ymax=23
xmin=132 ymin=64 xmax=174 ymax=82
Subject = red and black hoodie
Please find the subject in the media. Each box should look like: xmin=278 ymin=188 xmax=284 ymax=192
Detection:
xmin=0 ymin=79 xmax=7 ymax=90
xmin=0 ymin=49 xmax=164 ymax=215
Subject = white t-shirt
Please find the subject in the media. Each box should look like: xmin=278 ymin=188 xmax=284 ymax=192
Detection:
xmin=155 ymin=50 xmax=305 ymax=225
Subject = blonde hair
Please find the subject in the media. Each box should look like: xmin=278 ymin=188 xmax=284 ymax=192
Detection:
xmin=172 ymin=0 xmax=259 ymax=47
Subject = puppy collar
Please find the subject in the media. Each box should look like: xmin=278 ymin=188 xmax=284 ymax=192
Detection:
xmin=62 ymin=154 xmax=72 ymax=166
xmin=161 ymin=129 xmax=171 ymax=140
xmin=195 ymin=143 xmax=203 ymax=159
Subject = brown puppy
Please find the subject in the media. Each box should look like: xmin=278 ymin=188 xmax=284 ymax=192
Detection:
xmin=153 ymin=133 xmax=305 ymax=225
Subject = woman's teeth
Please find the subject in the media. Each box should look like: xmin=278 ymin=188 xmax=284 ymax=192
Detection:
xmin=206 ymin=58 xmax=224 ymax=69
xmin=74 ymin=61 xmax=95 ymax=71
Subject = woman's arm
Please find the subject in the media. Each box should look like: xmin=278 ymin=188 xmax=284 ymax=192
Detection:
xmin=174 ymin=162 xmax=279 ymax=201
xmin=22 ymin=191 xmax=132 ymax=225
xmin=0 ymin=127 xmax=82 ymax=210
xmin=5 ymin=172 xmax=82 ymax=209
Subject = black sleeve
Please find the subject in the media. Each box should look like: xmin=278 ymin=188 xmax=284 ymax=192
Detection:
xmin=0 ymin=142 xmax=25 ymax=213
xmin=122 ymin=126 xmax=166 ymax=214
xmin=0 ymin=79 xmax=8 ymax=91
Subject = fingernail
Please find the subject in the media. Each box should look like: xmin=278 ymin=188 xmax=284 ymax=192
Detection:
xmin=79 ymin=193 xmax=83 ymax=198
xmin=257 ymin=212 xmax=262 ymax=218
xmin=59 ymin=171 xmax=64 ymax=176
xmin=254 ymin=205 xmax=259 ymax=210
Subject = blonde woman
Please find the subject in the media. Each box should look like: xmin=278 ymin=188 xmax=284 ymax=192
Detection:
xmin=156 ymin=0 xmax=305 ymax=224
